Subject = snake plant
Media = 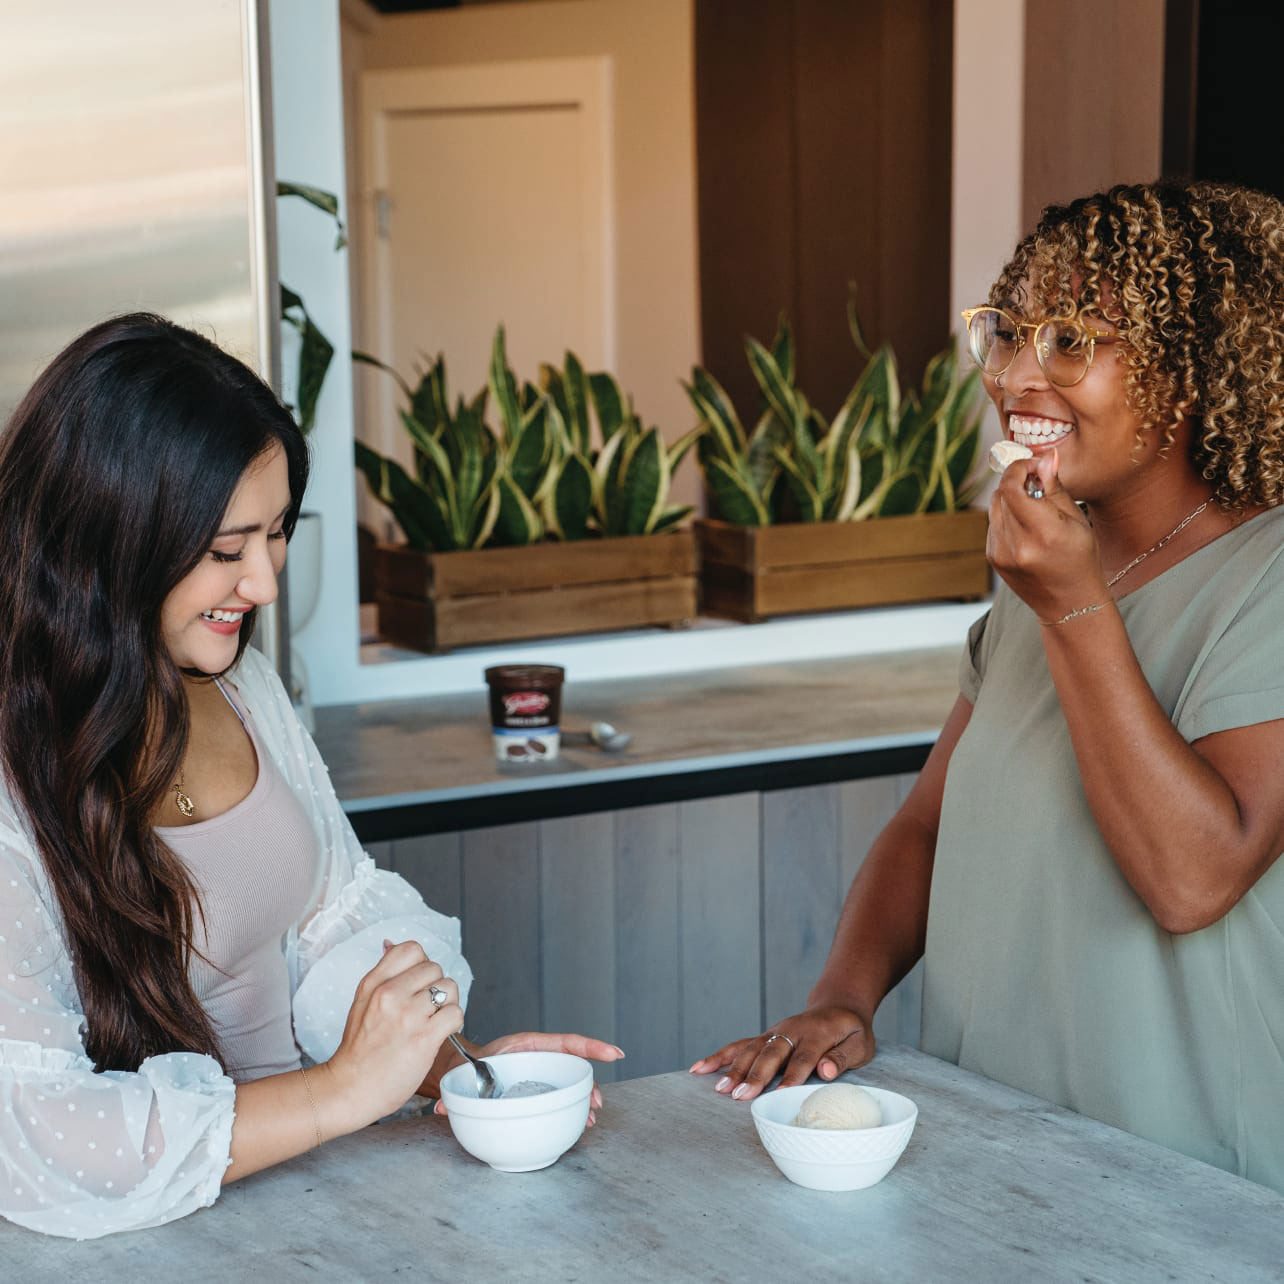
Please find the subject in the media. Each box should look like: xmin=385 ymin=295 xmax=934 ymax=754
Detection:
xmin=686 ymin=290 xmax=986 ymax=526
xmin=354 ymin=327 xmax=700 ymax=552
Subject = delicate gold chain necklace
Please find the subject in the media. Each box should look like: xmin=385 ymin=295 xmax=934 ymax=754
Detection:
xmin=1105 ymin=500 xmax=1209 ymax=589
xmin=172 ymin=772 xmax=195 ymax=819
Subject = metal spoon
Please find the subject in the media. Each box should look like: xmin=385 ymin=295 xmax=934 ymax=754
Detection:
xmin=562 ymin=721 xmax=633 ymax=752
xmin=448 ymin=1033 xmax=503 ymax=1099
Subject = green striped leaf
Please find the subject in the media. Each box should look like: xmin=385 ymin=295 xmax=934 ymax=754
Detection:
xmin=876 ymin=468 xmax=923 ymax=517
xmin=352 ymin=349 xmax=415 ymax=403
xmin=692 ymin=367 xmax=747 ymax=450
xmin=772 ymin=445 xmax=824 ymax=522
xmin=563 ymin=352 xmax=592 ymax=454
xmin=469 ymin=478 xmax=501 ymax=549
xmin=592 ymin=427 xmax=630 ymax=527
xmin=354 ymin=440 xmax=453 ymax=551
xmin=508 ymin=399 xmax=551 ymax=499
xmin=553 ymin=452 xmax=594 ymax=540
xmin=666 ymin=425 xmax=704 ymax=475
xmin=621 ymin=428 xmax=667 ymax=534
xmin=651 ymin=504 xmax=693 ymax=533
xmin=682 ymin=379 xmax=740 ymax=465
xmin=747 ymin=411 xmax=788 ymax=500
xmin=589 ymin=372 xmax=627 ymax=441
xmin=830 ymin=438 xmax=863 ymax=521
xmin=771 ymin=314 xmax=795 ymax=384
xmin=744 ymin=336 xmax=798 ymax=432
xmin=399 ymin=411 xmax=453 ymax=493
xmin=847 ymin=281 xmax=871 ymax=358
xmin=493 ymin=470 xmax=544 ymax=545
xmin=919 ymin=345 xmax=957 ymax=420
xmin=706 ymin=456 xmax=769 ymax=525
xmin=489 ymin=326 xmax=523 ymax=441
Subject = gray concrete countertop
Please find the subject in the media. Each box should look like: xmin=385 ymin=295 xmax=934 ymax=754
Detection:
xmin=314 ymin=646 xmax=962 ymax=817
xmin=6 ymin=1046 xmax=1278 ymax=1282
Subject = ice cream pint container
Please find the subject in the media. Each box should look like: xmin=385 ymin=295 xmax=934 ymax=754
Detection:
xmin=484 ymin=664 xmax=564 ymax=763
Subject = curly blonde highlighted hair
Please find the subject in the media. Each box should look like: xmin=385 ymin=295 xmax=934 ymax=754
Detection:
xmin=991 ymin=180 xmax=1284 ymax=509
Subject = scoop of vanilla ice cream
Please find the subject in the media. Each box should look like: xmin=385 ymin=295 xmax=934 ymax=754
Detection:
xmin=792 ymin=1083 xmax=882 ymax=1130
xmin=989 ymin=440 xmax=1034 ymax=473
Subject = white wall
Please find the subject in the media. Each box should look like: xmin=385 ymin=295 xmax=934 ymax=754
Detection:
xmin=270 ymin=0 xmax=363 ymax=703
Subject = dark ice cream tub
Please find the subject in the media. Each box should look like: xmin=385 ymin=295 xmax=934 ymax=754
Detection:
xmin=484 ymin=664 xmax=564 ymax=763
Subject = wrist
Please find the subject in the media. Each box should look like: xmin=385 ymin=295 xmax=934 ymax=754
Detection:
xmin=311 ymin=1059 xmax=367 ymax=1139
xmin=806 ymin=983 xmax=875 ymax=1025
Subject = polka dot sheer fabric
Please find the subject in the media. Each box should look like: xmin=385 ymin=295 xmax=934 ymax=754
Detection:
xmin=0 ymin=647 xmax=471 ymax=1239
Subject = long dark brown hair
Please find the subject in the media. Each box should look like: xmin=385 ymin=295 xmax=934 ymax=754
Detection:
xmin=0 ymin=313 xmax=309 ymax=1071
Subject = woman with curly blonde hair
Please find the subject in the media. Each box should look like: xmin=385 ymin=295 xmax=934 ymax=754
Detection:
xmin=695 ymin=180 xmax=1284 ymax=1191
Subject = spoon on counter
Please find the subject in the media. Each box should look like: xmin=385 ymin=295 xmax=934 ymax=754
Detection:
xmin=561 ymin=721 xmax=633 ymax=753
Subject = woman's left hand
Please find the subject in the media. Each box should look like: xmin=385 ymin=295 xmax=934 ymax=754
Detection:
xmin=432 ymin=1032 xmax=623 ymax=1125
xmin=987 ymin=449 xmax=1106 ymax=622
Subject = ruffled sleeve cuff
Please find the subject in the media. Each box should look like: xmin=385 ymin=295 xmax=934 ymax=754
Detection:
xmin=0 ymin=1048 xmax=236 ymax=1240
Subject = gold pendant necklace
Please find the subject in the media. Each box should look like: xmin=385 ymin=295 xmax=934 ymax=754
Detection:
xmin=1105 ymin=500 xmax=1209 ymax=589
xmin=172 ymin=772 xmax=195 ymax=819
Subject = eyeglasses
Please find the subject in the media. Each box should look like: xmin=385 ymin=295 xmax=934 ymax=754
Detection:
xmin=960 ymin=305 xmax=1121 ymax=387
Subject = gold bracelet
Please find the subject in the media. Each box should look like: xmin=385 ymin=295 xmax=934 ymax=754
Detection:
xmin=1042 ymin=601 xmax=1109 ymax=627
xmin=299 ymin=1065 xmax=323 ymax=1149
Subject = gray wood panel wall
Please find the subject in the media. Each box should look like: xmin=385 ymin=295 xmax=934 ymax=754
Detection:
xmin=369 ymin=775 xmax=921 ymax=1084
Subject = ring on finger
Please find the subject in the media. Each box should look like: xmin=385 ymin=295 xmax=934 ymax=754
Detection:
xmin=428 ymin=985 xmax=449 ymax=1007
xmin=764 ymin=1032 xmax=796 ymax=1052
xmin=1025 ymin=475 xmax=1045 ymax=500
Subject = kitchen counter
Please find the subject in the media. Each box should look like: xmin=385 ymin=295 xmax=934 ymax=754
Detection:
xmin=316 ymin=645 xmax=962 ymax=840
xmin=6 ymin=1046 xmax=1278 ymax=1282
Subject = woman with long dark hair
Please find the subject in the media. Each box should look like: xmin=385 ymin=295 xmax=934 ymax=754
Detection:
xmin=0 ymin=315 xmax=619 ymax=1239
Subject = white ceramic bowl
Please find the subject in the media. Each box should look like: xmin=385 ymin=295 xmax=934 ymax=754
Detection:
xmin=439 ymin=1051 xmax=593 ymax=1172
xmin=750 ymin=1084 xmax=918 ymax=1191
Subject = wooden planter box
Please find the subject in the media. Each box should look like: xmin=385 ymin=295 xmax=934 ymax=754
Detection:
xmin=374 ymin=532 xmax=699 ymax=653
xmin=696 ymin=510 xmax=990 ymax=622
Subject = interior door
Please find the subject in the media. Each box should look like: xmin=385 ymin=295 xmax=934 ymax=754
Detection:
xmin=359 ymin=59 xmax=613 ymax=476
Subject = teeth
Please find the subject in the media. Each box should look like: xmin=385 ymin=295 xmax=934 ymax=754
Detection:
xmin=1009 ymin=415 xmax=1075 ymax=447
xmin=202 ymin=609 xmax=244 ymax=623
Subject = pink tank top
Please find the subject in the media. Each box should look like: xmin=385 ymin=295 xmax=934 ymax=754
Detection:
xmin=156 ymin=679 xmax=317 ymax=1083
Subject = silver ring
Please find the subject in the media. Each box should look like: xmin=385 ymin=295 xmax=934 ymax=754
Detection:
xmin=1025 ymin=476 xmax=1045 ymax=500
xmin=429 ymin=985 xmax=449 ymax=1007
xmin=764 ymin=1033 xmax=796 ymax=1052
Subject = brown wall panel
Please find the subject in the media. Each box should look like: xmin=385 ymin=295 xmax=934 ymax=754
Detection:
xmin=697 ymin=0 xmax=953 ymax=422
xmin=695 ymin=0 xmax=797 ymax=419
xmin=874 ymin=0 xmax=953 ymax=396
xmin=792 ymin=0 xmax=883 ymax=416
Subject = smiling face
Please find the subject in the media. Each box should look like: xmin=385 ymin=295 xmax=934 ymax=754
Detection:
xmin=160 ymin=444 xmax=292 ymax=674
xmin=982 ymin=288 xmax=1190 ymax=505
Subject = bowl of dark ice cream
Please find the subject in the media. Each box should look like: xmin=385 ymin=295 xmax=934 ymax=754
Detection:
xmin=439 ymin=1051 xmax=593 ymax=1172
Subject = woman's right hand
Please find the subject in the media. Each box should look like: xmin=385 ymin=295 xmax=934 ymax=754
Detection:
xmin=320 ymin=940 xmax=464 ymax=1134
xmin=688 ymin=1005 xmax=875 ymax=1102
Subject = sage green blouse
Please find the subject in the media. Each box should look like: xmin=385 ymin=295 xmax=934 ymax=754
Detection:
xmin=922 ymin=504 xmax=1284 ymax=1192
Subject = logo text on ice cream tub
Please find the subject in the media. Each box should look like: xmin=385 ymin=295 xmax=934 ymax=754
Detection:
xmin=503 ymin=691 xmax=549 ymax=717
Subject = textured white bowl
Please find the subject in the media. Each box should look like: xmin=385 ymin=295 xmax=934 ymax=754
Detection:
xmin=439 ymin=1051 xmax=592 ymax=1172
xmin=750 ymin=1084 xmax=918 ymax=1191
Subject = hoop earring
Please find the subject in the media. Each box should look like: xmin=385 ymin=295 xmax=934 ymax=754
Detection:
xmin=995 ymin=373 xmax=1005 ymax=389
